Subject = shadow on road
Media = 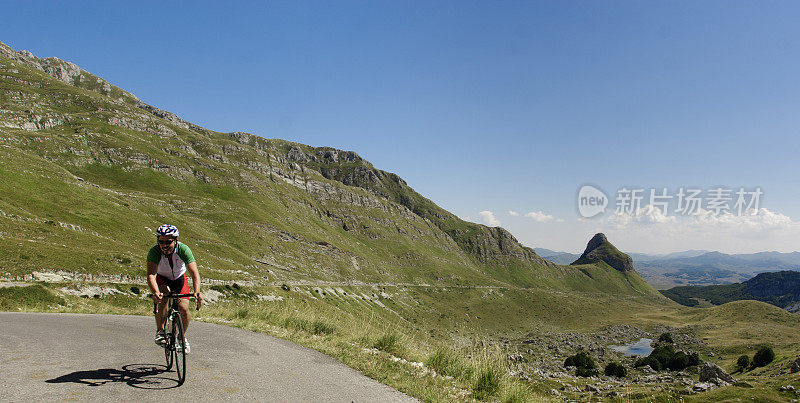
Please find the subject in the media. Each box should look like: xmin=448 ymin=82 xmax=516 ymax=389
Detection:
xmin=46 ymin=364 xmax=180 ymax=389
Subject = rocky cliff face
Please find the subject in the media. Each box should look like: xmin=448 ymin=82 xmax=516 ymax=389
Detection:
xmin=272 ymin=144 xmax=553 ymax=268
xmin=571 ymin=233 xmax=635 ymax=272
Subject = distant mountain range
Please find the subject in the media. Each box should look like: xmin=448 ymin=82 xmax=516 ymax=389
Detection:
xmin=660 ymin=271 xmax=800 ymax=312
xmin=535 ymin=248 xmax=800 ymax=289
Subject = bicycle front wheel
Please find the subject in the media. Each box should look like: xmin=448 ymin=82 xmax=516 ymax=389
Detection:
xmin=164 ymin=316 xmax=173 ymax=370
xmin=173 ymin=311 xmax=186 ymax=385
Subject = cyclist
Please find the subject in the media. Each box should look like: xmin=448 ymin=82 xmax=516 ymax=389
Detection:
xmin=147 ymin=224 xmax=203 ymax=353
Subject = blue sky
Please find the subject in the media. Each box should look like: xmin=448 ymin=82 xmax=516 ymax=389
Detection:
xmin=3 ymin=1 xmax=799 ymax=253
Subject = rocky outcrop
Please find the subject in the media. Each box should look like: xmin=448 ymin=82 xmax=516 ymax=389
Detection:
xmin=276 ymin=142 xmax=552 ymax=267
xmin=571 ymin=233 xmax=635 ymax=272
xmin=791 ymin=357 xmax=800 ymax=373
xmin=698 ymin=362 xmax=735 ymax=385
xmin=0 ymin=40 xmax=212 ymax=136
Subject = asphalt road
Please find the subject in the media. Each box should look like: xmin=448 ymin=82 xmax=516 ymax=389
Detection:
xmin=0 ymin=312 xmax=416 ymax=402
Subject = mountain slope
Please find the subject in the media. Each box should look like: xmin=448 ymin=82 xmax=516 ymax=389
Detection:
xmin=660 ymin=270 xmax=800 ymax=311
xmin=0 ymin=40 xmax=664 ymax=305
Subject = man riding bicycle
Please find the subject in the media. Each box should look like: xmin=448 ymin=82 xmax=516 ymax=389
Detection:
xmin=147 ymin=224 xmax=203 ymax=353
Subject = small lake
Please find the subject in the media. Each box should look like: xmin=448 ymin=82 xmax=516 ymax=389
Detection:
xmin=609 ymin=338 xmax=653 ymax=357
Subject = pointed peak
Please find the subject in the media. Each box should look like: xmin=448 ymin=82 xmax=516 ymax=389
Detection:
xmin=571 ymin=233 xmax=635 ymax=272
xmin=585 ymin=233 xmax=609 ymax=251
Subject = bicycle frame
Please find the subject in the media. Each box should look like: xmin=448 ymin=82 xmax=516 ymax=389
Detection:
xmin=152 ymin=293 xmax=199 ymax=386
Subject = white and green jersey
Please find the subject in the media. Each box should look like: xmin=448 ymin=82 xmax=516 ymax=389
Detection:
xmin=147 ymin=242 xmax=196 ymax=280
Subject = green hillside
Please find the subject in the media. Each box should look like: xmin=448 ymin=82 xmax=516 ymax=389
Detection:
xmin=0 ymin=39 xmax=662 ymax=301
xmin=661 ymin=270 xmax=800 ymax=310
xmin=2 ymin=40 xmax=799 ymax=402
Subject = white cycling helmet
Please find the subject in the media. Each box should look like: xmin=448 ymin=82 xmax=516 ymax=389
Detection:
xmin=156 ymin=224 xmax=179 ymax=237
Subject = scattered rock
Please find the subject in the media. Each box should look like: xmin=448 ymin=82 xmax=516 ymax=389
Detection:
xmin=699 ymin=362 xmax=736 ymax=385
xmin=781 ymin=385 xmax=796 ymax=392
xmin=59 ymin=286 xmax=122 ymax=298
xmin=678 ymin=387 xmax=695 ymax=395
xmin=693 ymin=382 xmax=715 ymax=392
xmin=197 ymin=289 xmax=222 ymax=304
xmin=585 ymin=384 xmax=600 ymax=393
xmin=256 ymin=294 xmax=284 ymax=302
xmin=34 ymin=271 xmax=65 ymax=282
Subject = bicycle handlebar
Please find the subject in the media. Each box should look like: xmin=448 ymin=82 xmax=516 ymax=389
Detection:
xmin=151 ymin=292 xmax=202 ymax=311
xmin=163 ymin=293 xmax=197 ymax=298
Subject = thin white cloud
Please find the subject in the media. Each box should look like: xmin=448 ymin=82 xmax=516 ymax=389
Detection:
xmin=524 ymin=210 xmax=555 ymax=222
xmin=606 ymin=204 xmax=677 ymax=228
xmin=606 ymin=206 xmax=792 ymax=231
xmin=594 ymin=207 xmax=800 ymax=253
xmin=691 ymin=207 xmax=792 ymax=229
xmin=479 ymin=210 xmax=501 ymax=226
xmin=508 ymin=211 xmax=519 ymax=216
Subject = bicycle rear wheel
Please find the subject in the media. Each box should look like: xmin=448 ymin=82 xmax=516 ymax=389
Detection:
xmin=164 ymin=315 xmax=173 ymax=370
xmin=173 ymin=311 xmax=187 ymax=385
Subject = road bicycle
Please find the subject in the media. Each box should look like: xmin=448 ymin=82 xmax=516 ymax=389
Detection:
xmin=153 ymin=293 xmax=200 ymax=386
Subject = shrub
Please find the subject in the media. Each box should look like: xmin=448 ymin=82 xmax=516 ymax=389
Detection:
xmin=658 ymin=333 xmax=674 ymax=344
xmin=564 ymin=351 xmax=595 ymax=370
xmin=737 ymin=354 xmax=751 ymax=370
xmin=575 ymin=367 xmax=599 ymax=377
xmin=565 ymin=352 xmax=597 ymax=377
xmin=688 ymin=352 xmax=700 ymax=366
xmin=668 ymin=351 xmax=690 ymax=371
xmin=752 ymin=346 xmax=775 ymax=368
xmin=634 ymin=356 xmax=662 ymax=371
xmin=649 ymin=345 xmax=676 ymax=368
xmin=605 ymin=362 xmax=627 ymax=378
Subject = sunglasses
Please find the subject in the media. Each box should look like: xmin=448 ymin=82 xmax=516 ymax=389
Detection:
xmin=158 ymin=239 xmax=175 ymax=245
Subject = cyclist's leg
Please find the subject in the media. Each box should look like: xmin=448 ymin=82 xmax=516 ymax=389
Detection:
xmin=176 ymin=274 xmax=192 ymax=333
xmin=177 ymin=297 xmax=190 ymax=332
xmin=155 ymin=282 xmax=170 ymax=331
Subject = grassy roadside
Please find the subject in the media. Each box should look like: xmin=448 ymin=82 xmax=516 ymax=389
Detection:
xmin=0 ymin=282 xmax=552 ymax=402
xmin=4 ymin=281 xmax=799 ymax=402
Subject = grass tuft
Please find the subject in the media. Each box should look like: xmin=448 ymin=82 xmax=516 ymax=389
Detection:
xmin=373 ymin=331 xmax=404 ymax=355
xmin=500 ymin=382 xmax=533 ymax=403
xmin=311 ymin=319 xmax=336 ymax=335
xmin=472 ymin=363 xmax=503 ymax=400
xmin=426 ymin=348 xmax=472 ymax=380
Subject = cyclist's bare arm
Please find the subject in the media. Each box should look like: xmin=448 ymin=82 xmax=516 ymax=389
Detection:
xmin=186 ymin=261 xmax=203 ymax=305
xmin=147 ymin=261 xmax=162 ymax=303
